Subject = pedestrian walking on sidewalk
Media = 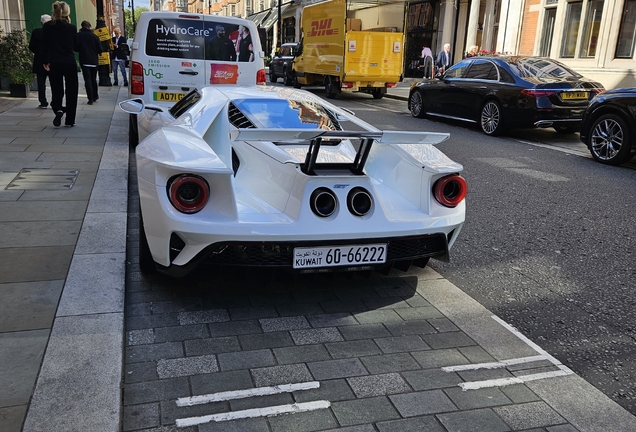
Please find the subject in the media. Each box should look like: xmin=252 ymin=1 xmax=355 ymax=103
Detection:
xmin=29 ymin=14 xmax=52 ymax=109
xmin=77 ymin=20 xmax=102 ymax=105
xmin=42 ymin=1 xmax=79 ymax=127
xmin=111 ymin=28 xmax=128 ymax=86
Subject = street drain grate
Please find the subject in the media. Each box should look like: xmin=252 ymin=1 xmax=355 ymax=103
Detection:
xmin=5 ymin=168 xmax=80 ymax=190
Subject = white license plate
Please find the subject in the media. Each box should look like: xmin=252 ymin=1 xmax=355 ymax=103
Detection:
xmin=293 ymin=244 xmax=387 ymax=269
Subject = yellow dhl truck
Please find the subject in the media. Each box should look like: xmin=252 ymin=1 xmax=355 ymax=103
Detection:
xmin=290 ymin=0 xmax=405 ymax=99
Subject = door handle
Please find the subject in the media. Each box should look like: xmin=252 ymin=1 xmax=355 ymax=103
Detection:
xmin=179 ymin=71 xmax=199 ymax=75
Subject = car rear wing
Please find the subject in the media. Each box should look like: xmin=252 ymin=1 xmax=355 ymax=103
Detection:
xmin=229 ymin=129 xmax=450 ymax=175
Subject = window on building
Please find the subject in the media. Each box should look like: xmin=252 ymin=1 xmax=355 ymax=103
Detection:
xmin=231 ymin=5 xmax=235 ymax=15
xmin=539 ymin=8 xmax=556 ymax=57
xmin=579 ymin=0 xmax=603 ymax=57
xmin=616 ymin=0 xmax=636 ymax=58
xmin=561 ymin=2 xmax=582 ymax=58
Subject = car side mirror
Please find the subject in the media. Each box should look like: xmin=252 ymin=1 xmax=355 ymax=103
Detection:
xmin=119 ymin=99 xmax=144 ymax=114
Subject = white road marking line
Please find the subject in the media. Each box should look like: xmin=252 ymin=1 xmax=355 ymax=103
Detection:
xmin=175 ymin=400 xmax=331 ymax=427
xmin=491 ymin=315 xmax=572 ymax=372
xmin=442 ymin=354 xmax=547 ymax=372
xmin=459 ymin=367 xmax=573 ymax=390
xmin=176 ymin=381 xmax=321 ymax=407
xmin=442 ymin=315 xmax=574 ymax=391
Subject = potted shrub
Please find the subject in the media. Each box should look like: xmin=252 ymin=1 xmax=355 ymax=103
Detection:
xmin=0 ymin=28 xmax=34 ymax=96
xmin=7 ymin=68 xmax=34 ymax=98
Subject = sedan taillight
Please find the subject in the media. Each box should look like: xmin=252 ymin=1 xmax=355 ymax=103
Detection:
xmin=433 ymin=174 xmax=467 ymax=208
xmin=520 ymin=89 xmax=558 ymax=97
xmin=168 ymin=175 xmax=209 ymax=214
xmin=131 ymin=61 xmax=144 ymax=95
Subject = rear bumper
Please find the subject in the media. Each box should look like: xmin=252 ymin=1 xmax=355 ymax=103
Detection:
xmin=157 ymin=233 xmax=453 ymax=277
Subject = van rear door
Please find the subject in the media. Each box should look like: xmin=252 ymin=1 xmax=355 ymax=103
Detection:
xmin=202 ymin=16 xmax=264 ymax=85
xmin=143 ymin=15 xmax=206 ymax=103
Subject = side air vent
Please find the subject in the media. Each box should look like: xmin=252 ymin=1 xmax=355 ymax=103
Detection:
xmin=232 ymin=148 xmax=240 ymax=177
xmin=228 ymin=102 xmax=256 ymax=129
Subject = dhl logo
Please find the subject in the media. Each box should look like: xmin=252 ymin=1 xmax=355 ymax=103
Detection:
xmin=310 ymin=19 xmax=339 ymax=37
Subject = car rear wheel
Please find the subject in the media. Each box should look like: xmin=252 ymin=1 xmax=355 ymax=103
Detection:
xmin=283 ymin=69 xmax=293 ymax=86
xmin=554 ymin=125 xmax=579 ymax=134
xmin=589 ymin=113 xmax=633 ymax=165
xmin=129 ymin=114 xmax=139 ymax=149
xmin=409 ymin=90 xmax=425 ymax=118
xmin=293 ymin=73 xmax=301 ymax=89
xmin=481 ymin=100 xmax=504 ymax=136
xmin=139 ymin=211 xmax=156 ymax=274
xmin=325 ymin=76 xmax=338 ymax=99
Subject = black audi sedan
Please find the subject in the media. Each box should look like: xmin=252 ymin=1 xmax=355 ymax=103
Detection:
xmin=408 ymin=56 xmax=604 ymax=136
xmin=580 ymin=88 xmax=636 ymax=165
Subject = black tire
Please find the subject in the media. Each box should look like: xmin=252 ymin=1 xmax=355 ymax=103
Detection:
xmin=138 ymin=212 xmax=156 ymax=274
xmin=325 ymin=76 xmax=338 ymax=99
xmin=293 ymin=73 xmax=301 ymax=89
xmin=589 ymin=113 xmax=633 ymax=165
xmin=480 ymin=100 xmax=504 ymax=136
xmin=129 ymin=114 xmax=139 ymax=149
xmin=371 ymin=89 xmax=384 ymax=99
xmin=269 ymin=68 xmax=276 ymax=84
xmin=409 ymin=90 xmax=425 ymax=118
xmin=554 ymin=125 xmax=579 ymax=134
xmin=283 ymin=69 xmax=292 ymax=86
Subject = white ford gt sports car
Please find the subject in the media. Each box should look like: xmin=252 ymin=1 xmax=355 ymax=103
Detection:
xmin=121 ymin=86 xmax=467 ymax=277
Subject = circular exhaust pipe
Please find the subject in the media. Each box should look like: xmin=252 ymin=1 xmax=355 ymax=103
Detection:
xmin=347 ymin=187 xmax=373 ymax=216
xmin=310 ymin=188 xmax=337 ymax=217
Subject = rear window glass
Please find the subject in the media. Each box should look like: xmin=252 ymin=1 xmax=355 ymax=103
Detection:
xmin=509 ymin=57 xmax=583 ymax=79
xmin=145 ymin=18 xmax=255 ymax=62
xmin=234 ymin=99 xmax=340 ymax=131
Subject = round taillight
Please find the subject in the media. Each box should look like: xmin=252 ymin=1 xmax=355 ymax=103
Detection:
xmin=310 ymin=187 xmax=337 ymax=217
xmin=168 ymin=175 xmax=209 ymax=214
xmin=433 ymin=174 xmax=467 ymax=208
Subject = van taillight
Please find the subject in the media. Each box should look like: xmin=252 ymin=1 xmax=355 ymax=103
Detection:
xmin=131 ymin=61 xmax=144 ymax=95
xmin=257 ymin=69 xmax=266 ymax=85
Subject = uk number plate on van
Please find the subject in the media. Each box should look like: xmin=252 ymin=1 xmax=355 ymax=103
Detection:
xmin=153 ymin=92 xmax=186 ymax=102
xmin=293 ymin=244 xmax=387 ymax=269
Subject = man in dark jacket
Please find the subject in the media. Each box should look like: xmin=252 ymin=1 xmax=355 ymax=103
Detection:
xmin=436 ymin=42 xmax=452 ymax=75
xmin=29 ymin=14 xmax=51 ymax=109
xmin=111 ymin=27 xmax=128 ymax=86
xmin=77 ymin=20 xmax=103 ymax=104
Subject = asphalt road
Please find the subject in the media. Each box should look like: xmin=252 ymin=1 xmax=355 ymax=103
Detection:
xmin=325 ymin=90 xmax=636 ymax=414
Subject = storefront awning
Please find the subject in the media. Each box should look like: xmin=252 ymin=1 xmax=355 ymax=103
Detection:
xmin=246 ymin=9 xmax=271 ymax=27
xmin=262 ymin=3 xmax=291 ymax=31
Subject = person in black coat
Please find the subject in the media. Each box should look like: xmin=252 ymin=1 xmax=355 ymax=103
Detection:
xmin=111 ymin=27 xmax=128 ymax=86
xmin=29 ymin=14 xmax=51 ymax=109
xmin=43 ymin=1 xmax=79 ymax=127
xmin=77 ymin=20 xmax=102 ymax=104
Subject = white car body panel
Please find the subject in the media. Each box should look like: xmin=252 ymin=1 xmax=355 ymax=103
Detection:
xmin=130 ymin=85 xmax=467 ymax=275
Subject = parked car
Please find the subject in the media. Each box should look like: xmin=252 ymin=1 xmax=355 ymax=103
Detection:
xmin=119 ymin=85 xmax=467 ymax=277
xmin=580 ymin=87 xmax=636 ymax=165
xmin=408 ymin=56 xmax=604 ymax=136
xmin=269 ymin=42 xmax=299 ymax=86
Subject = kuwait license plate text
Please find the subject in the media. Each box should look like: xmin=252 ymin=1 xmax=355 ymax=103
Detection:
xmin=293 ymin=244 xmax=387 ymax=269
xmin=154 ymin=92 xmax=186 ymax=102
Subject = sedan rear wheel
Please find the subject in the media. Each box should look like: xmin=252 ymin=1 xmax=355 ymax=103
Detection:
xmin=481 ymin=100 xmax=504 ymax=136
xmin=409 ymin=90 xmax=425 ymax=118
xmin=589 ymin=114 xmax=633 ymax=165
xmin=283 ymin=68 xmax=292 ymax=86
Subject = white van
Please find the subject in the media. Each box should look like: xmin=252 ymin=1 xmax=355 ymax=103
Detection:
xmin=128 ymin=12 xmax=266 ymax=145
